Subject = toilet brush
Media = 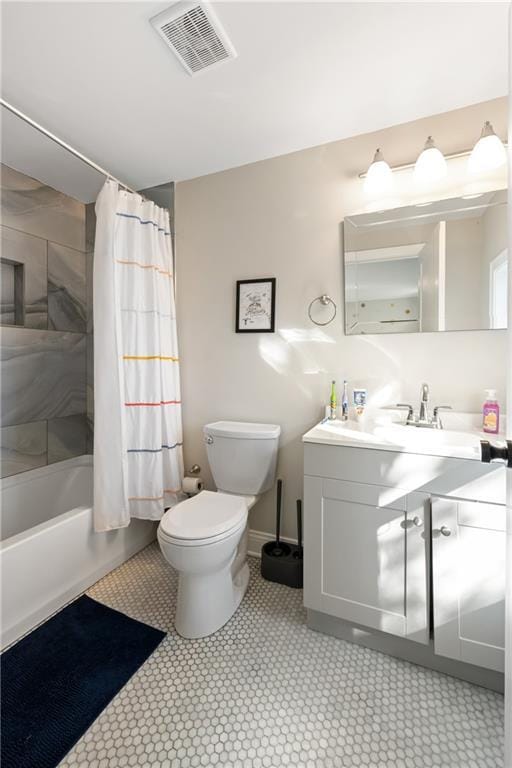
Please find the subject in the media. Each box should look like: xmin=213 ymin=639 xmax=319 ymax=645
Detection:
xmin=294 ymin=499 xmax=303 ymax=560
xmin=289 ymin=499 xmax=303 ymax=588
xmin=261 ymin=484 xmax=303 ymax=589
xmin=268 ymin=479 xmax=288 ymax=557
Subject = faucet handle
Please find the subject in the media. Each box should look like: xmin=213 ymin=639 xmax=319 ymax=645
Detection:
xmin=396 ymin=404 xmax=414 ymax=421
xmin=432 ymin=405 xmax=452 ymax=428
xmin=433 ymin=405 xmax=452 ymax=416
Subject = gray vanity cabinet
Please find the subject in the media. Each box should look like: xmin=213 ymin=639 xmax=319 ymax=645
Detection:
xmin=304 ymin=436 xmax=506 ymax=683
xmin=304 ymin=475 xmax=430 ymax=644
xmin=432 ymin=497 xmax=506 ymax=673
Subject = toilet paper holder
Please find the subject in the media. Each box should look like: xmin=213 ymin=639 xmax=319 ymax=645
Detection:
xmin=189 ymin=464 xmax=201 ymax=475
xmin=182 ymin=476 xmax=203 ymax=495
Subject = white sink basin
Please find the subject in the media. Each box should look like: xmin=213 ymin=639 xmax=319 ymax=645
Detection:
xmin=302 ymin=418 xmax=502 ymax=461
xmin=373 ymin=423 xmax=480 ymax=449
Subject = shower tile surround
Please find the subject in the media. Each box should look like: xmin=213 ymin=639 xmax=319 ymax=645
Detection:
xmin=0 ymin=164 xmax=91 ymax=477
xmin=57 ymin=543 xmax=504 ymax=768
xmin=48 ymin=242 xmax=87 ymax=332
xmin=0 ymin=225 xmax=47 ymax=328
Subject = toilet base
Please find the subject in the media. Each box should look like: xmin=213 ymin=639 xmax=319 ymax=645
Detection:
xmin=175 ymin=559 xmax=250 ymax=639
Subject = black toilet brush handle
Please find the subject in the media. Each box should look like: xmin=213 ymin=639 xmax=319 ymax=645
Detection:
xmin=276 ymin=478 xmax=283 ymax=545
xmin=296 ymin=499 xmax=302 ymax=552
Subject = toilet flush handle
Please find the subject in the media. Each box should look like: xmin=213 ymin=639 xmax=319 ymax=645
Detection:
xmin=205 ymin=435 xmax=214 ymax=445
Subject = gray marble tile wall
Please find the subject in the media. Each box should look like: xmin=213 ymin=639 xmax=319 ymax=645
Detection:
xmin=47 ymin=414 xmax=88 ymax=465
xmin=0 ymin=260 xmax=18 ymax=325
xmin=48 ymin=242 xmax=87 ymax=332
xmin=1 ymin=328 xmax=86 ymax=425
xmin=0 ymin=421 xmax=47 ymax=477
xmin=0 ymin=164 xmax=92 ymax=478
xmin=1 ymin=164 xmax=85 ymax=251
xmin=1 ymin=225 xmax=47 ymax=328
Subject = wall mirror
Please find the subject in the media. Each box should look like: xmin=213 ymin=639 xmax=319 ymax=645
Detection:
xmin=343 ymin=190 xmax=507 ymax=334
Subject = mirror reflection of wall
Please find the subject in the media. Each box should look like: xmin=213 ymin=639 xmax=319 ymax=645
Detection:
xmin=345 ymin=246 xmax=421 ymax=334
xmin=343 ymin=190 xmax=507 ymax=335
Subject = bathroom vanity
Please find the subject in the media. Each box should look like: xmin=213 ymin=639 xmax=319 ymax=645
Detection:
xmin=302 ymin=417 xmax=507 ymax=691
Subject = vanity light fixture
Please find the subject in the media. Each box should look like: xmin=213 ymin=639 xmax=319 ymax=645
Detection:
xmin=468 ymin=121 xmax=507 ymax=174
xmin=414 ymin=136 xmax=447 ymax=184
xmin=363 ymin=148 xmax=393 ymax=196
xmin=358 ymin=125 xmax=507 ymax=182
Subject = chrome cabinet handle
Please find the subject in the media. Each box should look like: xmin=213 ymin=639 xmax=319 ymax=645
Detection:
xmin=440 ymin=525 xmax=451 ymax=537
xmin=413 ymin=516 xmax=423 ymax=527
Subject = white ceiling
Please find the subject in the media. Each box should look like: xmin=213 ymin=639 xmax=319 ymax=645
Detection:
xmin=1 ymin=1 xmax=509 ymax=198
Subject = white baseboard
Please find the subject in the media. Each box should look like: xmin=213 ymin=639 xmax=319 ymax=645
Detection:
xmin=248 ymin=528 xmax=297 ymax=558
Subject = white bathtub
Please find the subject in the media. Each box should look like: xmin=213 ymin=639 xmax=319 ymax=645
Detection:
xmin=0 ymin=455 xmax=157 ymax=648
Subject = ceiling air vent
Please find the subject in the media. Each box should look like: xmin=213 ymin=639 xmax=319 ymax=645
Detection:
xmin=150 ymin=2 xmax=237 ymax=76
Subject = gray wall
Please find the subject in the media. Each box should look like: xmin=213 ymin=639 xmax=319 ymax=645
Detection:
xmin=0 ymin=164 xmax=93 ymax=477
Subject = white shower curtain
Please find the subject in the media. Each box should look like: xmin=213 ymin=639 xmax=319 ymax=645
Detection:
xmin=93 ymin=179 xmax=184 ymax=532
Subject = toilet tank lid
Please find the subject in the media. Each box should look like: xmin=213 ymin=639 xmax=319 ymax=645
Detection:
xmin=204 ymin=421 xmax=280 ymax=440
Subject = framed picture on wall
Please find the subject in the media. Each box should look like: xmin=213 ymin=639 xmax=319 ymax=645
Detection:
xmin=236 ymin=278 xmax=276 ymax=333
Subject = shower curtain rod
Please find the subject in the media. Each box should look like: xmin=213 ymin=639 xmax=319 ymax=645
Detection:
xmin=1 ymin=98 xmax=140 ymax=196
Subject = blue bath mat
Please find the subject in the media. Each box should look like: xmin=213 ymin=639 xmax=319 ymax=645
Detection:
xmin=1 ymin=595 xmax=165 ymax=768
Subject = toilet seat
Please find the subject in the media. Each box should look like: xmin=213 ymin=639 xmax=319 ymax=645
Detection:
xmin=159 ymin=490 xmax=248 ymax=544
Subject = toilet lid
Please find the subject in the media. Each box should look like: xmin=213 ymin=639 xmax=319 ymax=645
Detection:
xmin=160 ymin=491 xmax=248 ymax=540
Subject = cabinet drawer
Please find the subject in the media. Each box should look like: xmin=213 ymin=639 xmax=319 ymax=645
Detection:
xmin=322 ymin=478 xmax=407 ymax=511
xmin=304 ymin=442 xmax=457 ymax=490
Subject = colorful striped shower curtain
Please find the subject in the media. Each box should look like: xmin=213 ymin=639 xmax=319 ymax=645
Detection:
xmin=93 ymin=180 xmax=183 ymax=532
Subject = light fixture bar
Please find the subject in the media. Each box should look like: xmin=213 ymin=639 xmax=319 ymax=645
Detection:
xmin=358 ymin=144 xmax=508 ymax=179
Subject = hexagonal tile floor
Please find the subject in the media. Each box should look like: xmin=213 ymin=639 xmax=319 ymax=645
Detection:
xmin=59 ymin=543 xmax=504 ymax=768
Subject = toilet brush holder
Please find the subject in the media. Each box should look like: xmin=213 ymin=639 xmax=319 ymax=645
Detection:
xmin=261 ymin=542 xmax=303 ymax=589
xmin=261 ymin=496 xmax=303 ymax=589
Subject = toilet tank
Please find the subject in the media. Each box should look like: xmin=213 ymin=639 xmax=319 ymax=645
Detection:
xmin=204 ymin=421 xmax=280 ymax=495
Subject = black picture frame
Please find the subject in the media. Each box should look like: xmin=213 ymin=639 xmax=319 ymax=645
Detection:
xmin=235 ymin=278 xmax=276 ymax=333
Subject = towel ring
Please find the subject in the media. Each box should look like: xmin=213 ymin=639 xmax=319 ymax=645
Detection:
xmin=308 ymin=295 xmax=337 ymax=326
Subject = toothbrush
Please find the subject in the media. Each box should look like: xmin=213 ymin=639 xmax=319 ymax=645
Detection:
xmin=341 ymin=380 xmax=349 ymax=421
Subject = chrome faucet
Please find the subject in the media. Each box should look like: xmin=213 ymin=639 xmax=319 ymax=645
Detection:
xmin=396 ymin=383 xmax=452 ymax=429
xmin=418 ymin=383 xmax=430 ymax=425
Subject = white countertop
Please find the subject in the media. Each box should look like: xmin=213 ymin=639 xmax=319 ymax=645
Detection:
xmin=302 ymin=414 xmax=506 ymax=462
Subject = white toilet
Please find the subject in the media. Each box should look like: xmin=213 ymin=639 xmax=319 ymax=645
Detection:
xmin=158 ymin=420 xmax=280 ymax=638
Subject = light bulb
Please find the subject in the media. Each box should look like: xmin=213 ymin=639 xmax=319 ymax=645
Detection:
xmin=414 ymin=136 xmax=447 ymax=184
xmin=364 ymin=148 xmax=393 ymax=196
xmin=468 ymin=121 xmax=506 ymax=174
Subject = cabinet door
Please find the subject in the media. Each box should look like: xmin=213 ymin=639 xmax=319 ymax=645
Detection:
xmin=432 ymin=497 xmax=505 ymax=672
xmin=304 ymin=476 xmax=429 ymax=643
